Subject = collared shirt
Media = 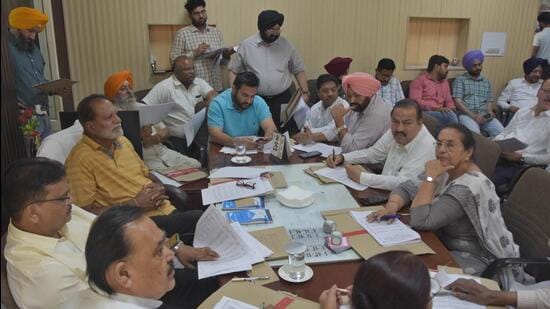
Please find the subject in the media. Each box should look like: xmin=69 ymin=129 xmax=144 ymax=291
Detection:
xmin=304 ymin=97 xmax=350 ymax=142
xmin=517 ymin=288 xmax=550 ymax=309
xmin=5 ymin=207 xmax=94 ymax=309
xmin=497 ymin=78 xmax=541 ymax=110
xmin=62 ymin=288 xmax=162 ymax=309
xmin=37 ymin=120 xmax=83 ymax=163
xmin=207 ymin=89 xmax=272 ymax=137
xmin=343 ymin=125 xmax=436 ymax=190
xmin=65 ymin=135 xmax=175 ymax=216
xmin=7 ymin=31 xmax=48 ymax=108
xmin=376 ymin=77 xmax=405 ymax=106
xmin=229 ymin=33 xmax=305 ymax=96
xmin=341 ymin=95 xmax=391 ymax=153
xmin=494 ymin=108 xmax=550 ymax=165
xmin=452 ymin=73 xmax=492 ymax=114
xmin=533 ymin=27 xmax=550 ymax=61
xmin=143 ymin=75 xmax=213 ymax=137
xmin=170 ymin=25 xmax=226 ymax=91
xmin=409 ymin=73 xmax=455 ymax=111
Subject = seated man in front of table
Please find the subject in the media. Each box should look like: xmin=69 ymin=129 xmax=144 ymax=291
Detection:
xmin=207 ymin=71 xmax=277 ymax=149
xmin=292 ymin=74 xmax=349 ymax=144
xmin=410 ymin=54 xmax=458 ymax=125
xmin=327 ymin=99 xmax=435 ymax=190
xmin=330 ymin=72 xmax=391 ymax=153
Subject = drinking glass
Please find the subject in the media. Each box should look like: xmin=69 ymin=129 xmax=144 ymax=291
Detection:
xmin=234 ymin=138 xmax=246 ymax=157
xmin=284 ymin=241 xmax=307 ymax=280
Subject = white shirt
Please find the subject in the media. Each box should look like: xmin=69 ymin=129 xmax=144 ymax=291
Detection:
xmin=5 ymin=206 xmax=95 ymax=309
xmin=304 ymin=97 xmax=349 ymax=142
xmin=36 ymin=120 xmax=83 ymax=163
xmin=376 ymin=76 xmax=405 ymax=106
xmin=143 ymin=75 xmax=213 ymax=137
xmin=62 ymin=289 xmax=162 ymax=309
xmin=497 ymin=78 xmax=541 ymax=111
xmin=494 ymin=108 xmax=550 ymax=165
xmin=343 ymin=125 xmax=436 ymax=190
xmin=533 ymin=27 xmax=550 ymax=61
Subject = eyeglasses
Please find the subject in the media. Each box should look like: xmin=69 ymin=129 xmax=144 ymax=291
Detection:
xmin=434 ymin=141 xmax=457 ymax=152
xmin=265 ymin=26 xmax=281 ymax=34
xmin=236 ymin=180 xmax=256 ymax=189
xmin=24 ymin=195 xmax=71 ymax=208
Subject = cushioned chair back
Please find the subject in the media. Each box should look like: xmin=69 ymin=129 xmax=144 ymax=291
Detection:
xmin=401 ymin=80 xmax=411 ymax=98
xmin=134 ymin=88 xmax=151 ymax=103
xmin=472 ymin=133 xmax=500 ymax=178
xmin=422 ymin=112 xmax=440 ymax=137
xmin=307 ymin=79 xmax=319 ymax=106
xmin=503 ymin=168 xmax=550 ymax=280
xmin=1 ymin=235 xmax=19 ymax=309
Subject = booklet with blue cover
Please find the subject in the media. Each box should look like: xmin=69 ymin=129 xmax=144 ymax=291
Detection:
xmin=226 ymin=209 xmax=273 ymax=225
xmin=222 ymin=197 xmax=265 ymax=210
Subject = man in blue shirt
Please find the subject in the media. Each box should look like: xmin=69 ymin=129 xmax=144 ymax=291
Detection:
xmin=208 ymin=72 xmax=277 ymax=148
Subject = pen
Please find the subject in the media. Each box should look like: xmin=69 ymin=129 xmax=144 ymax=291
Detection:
xmin=231 ymin=276 xmax=270 ymax=282
xmin=332 ymin=148 xmax=336 ymax=160
xmin=337 ymin=288 xmax=351 ymax=295
xmin=380 ymin=214 xmax=400 ymax=221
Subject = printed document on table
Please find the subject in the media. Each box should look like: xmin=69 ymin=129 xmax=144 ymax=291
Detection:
xmin=182 ymin=108 xmax=207 ymax=146
xmin=193 ymin=207 xmax=254 ymax=279
xmin=314 ymin=167 xmax=367 ymax=191
xmin=293 ymin=142 xmax=342 ymax=158
xmin=219 ymin=137 xmax=274 ymax=154
xmin=350 ymin=210 xmax=421 ymax=246
xmin=133 ymin=103 xmax=176 ymax=126
xmin=213 ymin=296 xmax=258 ymax=309
xmin=231 ymin=223 xmax=273 ymax=263
xmin=430 ymin=271 xmax=483 ymax=309
xmin=209 ymin=167 xmax=268 ymax=179
xmin=201 ymin=177 xmax=274 ymax=205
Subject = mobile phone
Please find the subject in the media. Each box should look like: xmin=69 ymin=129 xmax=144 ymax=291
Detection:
xmin=358 ymin=195 xmax=389 ymax=206
xmin=299 ymin=151 xmax=322 ymax=159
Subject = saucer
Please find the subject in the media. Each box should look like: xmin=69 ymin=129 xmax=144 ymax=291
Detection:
xmin=278 ymin=265 xmax=313 ymax=283
xmin=231 ymin=156 xmax=252 ymax=164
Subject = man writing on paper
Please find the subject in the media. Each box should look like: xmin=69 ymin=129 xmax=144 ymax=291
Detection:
xmin=8 ymin=7 xmax=70 ymax=138
xmin=144 ymin=55 xmax=217 ymax=156
xmin=328 ymin=99 xmax=435 ymax=190
xmin=207 ymin=72 xmax=277 ymax=149
xmin=104 ymin=70 xmax=200 ymax=170
xmin=292 ymin=74 xmax=349 ymax=144
xmin=170 ymin=0 xmax=234 ymax=92
xmin=330 ymin=72 xmax=391 ymax=153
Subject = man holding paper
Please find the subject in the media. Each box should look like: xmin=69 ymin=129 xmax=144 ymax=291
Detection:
xmin=104 ymin=70 xmax=200 ymax=170
xmin=207 ymin=72 xmax=277 ymax=148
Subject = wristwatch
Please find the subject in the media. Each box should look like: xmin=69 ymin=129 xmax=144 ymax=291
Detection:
xmin=424 ymin=176 xmax=435 ymax=183
xmin=172 ymin=240 xmax=183 ymax=253
xmin=337 ymin=125 xmax=347 ymax=134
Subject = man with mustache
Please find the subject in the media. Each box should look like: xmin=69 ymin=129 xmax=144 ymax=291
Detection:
xmin=327 ymin=99 xmax=435 ymax=190
xmin=452 ymin=50 xmax=504 ymax=137
xmin=329 ymin=72 xmax=391 ymax=153
xmin=228 ymin=10 xmax=309 ymax=132
xmin=170 ymin=0 xmax=234 ymax=92
xmin=374 ymin=58 xmax=405 ymax=106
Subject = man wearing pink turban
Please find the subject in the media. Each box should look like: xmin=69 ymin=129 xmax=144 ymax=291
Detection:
xmin=452 ymin=50 xmax=503 ymax=137
xmin=329 ymin=72 xmax=391 ymax=152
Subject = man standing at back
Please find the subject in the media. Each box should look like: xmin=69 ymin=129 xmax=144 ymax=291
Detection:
xmin=532 ymin=11 xmax=550 ymax=61
xmin=170 ymin=0 xmax=234 ymax=92
xmin=410 ymin=55 xmax=458 ymax=125
xmin=229 ymin=10 xmax=310 ymax=131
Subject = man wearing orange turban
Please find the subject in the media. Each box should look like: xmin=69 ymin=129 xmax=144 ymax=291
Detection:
xmin=104 ymin=70 xmax=201 ymax=170
xmin=8 ymin=7 xmax=62 ymax=139
xmin=329 ymin=72 xmax=391 ymax=153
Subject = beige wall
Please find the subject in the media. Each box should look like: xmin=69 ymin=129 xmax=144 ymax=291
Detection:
xmin=63 ymin=0 xmax=539 ymax=106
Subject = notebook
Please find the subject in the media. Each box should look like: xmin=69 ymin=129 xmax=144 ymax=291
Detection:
xmin=226 ymin=209 xmax=273 ymax=225
xmin=222 ymin=197 xmax=266 ymax=210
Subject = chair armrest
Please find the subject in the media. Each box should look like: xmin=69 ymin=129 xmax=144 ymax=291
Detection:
xmin=165 ymin=185 xmax=188 ymax=211
xmin=481 ymin=257 xmax=550 ymax=279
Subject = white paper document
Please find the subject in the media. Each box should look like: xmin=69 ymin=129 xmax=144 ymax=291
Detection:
xmin=289 ymin=97 xmax=310 ymax=129
xmin=182 ymin=108 xmax=206 ymax=146
xmin=201 ymin=176 xmax=274 ymax=205
xmin=350 ymin=210 xmax=421 ymax=246
xmin=133 ymin=103 xmax=175 ymax=126
xmin=150 ymin=171 xmax=181 ymax=187
xmin=209 ymin=167 xmax=268 ymax=179
xmin=430 ymin=271 xmax=484 ymax=309
xmin=220 ymin=147 xmax=259 ymax=155
xmin=314 ymin=167 xmax=368 ymax=191
xmin=293 ymin=142 xmax=342 ymax=158
xmin=213 ymin=296 xmax=258 ymax=309
xmin=219 ymin=136 xmax=275 ymax=154
xmin=231 ymin=222 xmax=273 ymax=263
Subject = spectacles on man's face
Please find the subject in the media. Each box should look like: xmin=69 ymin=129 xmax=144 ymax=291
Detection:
xmin=24 ymin=194 xmax=72 ymax=208
xmin=265 ymin=26 xmax=281 ymax=34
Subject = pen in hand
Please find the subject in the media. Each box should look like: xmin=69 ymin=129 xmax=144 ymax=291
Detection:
xmin=379 ymin=214 xmax=400 ymax=224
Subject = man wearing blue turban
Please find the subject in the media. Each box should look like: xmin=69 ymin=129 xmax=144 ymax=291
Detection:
xmin=452 ymin=50 xmax=504 ymax=137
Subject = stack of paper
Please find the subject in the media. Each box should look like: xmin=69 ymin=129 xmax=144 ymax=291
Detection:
xmin=293 ymin=142 xmax=342 ymax=158
xmin=132 ymin=103 xmax=176 ymax=126
xmin=201 ymin=176 xmax=274 ymax=205
xmin=194 ymin=207 xmax=273 ymax=279
xmin=220 ymin=137 xmax=275 ymax=154
xmin=350 ymin=210 xmax=421 ymax=246
xmin=430 ymin=271 xmax=484 ymax=309
xmin=213 ymin=296 xmax=258 ymax=309
xmin=209 ymin=167 xmax=268 ymax=179
xmin=314 ymin=167 xmax=368 ymax=191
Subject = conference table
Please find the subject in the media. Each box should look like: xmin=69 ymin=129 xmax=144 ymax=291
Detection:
xmin=180 ymin=142 xmax=457 ymax=302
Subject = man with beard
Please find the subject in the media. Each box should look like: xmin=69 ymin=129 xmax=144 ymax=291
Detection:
xmin=452 ymin=50 xmax=503 ymax=137
xmin=374 ymin=58 xmax=405 ymax=106
xmin=104 ymin=70 xmax=200 ymax=170
xmin=329 ymin=72 xmax=391 ymax=153
xmin=228 ymin=10 xmax=309 ymax=132
xmin=410 ymin=55 xmax=458 ymax=125
xmin=497 ymin=58 xmax=547 ymax=113
xmin=207 ymin=72 xmax=277 ymax=148
xmin=170 ymin=0 xmax=234 ymax=92
xmin=327 ymin=99 xmax=435 ymax=190
xmin=8 ymin=7 xmax=69 ymax=138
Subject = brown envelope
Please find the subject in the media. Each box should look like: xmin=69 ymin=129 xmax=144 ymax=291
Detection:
xmin=268 ymin=171 xmax=288 ymax=188
xmin=245 ymin=262 xmax=279 ymax=286
xmin=198 ymin=281 xmax=318 ymax=309
xmin=159 ymin=165 xmax=208 ymax=182
xmin=249 ymin=226 xmax=291 ymax=261
xmin=304 ymin=165 xmax=338 ymax=184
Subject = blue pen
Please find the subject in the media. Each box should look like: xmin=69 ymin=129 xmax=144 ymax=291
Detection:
xmin=380 ymin=214 xmax=400 ymax=221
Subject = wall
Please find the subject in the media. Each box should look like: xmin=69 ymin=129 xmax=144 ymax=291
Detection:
xmin=63 ymin=0 xmax=539 ymax=106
